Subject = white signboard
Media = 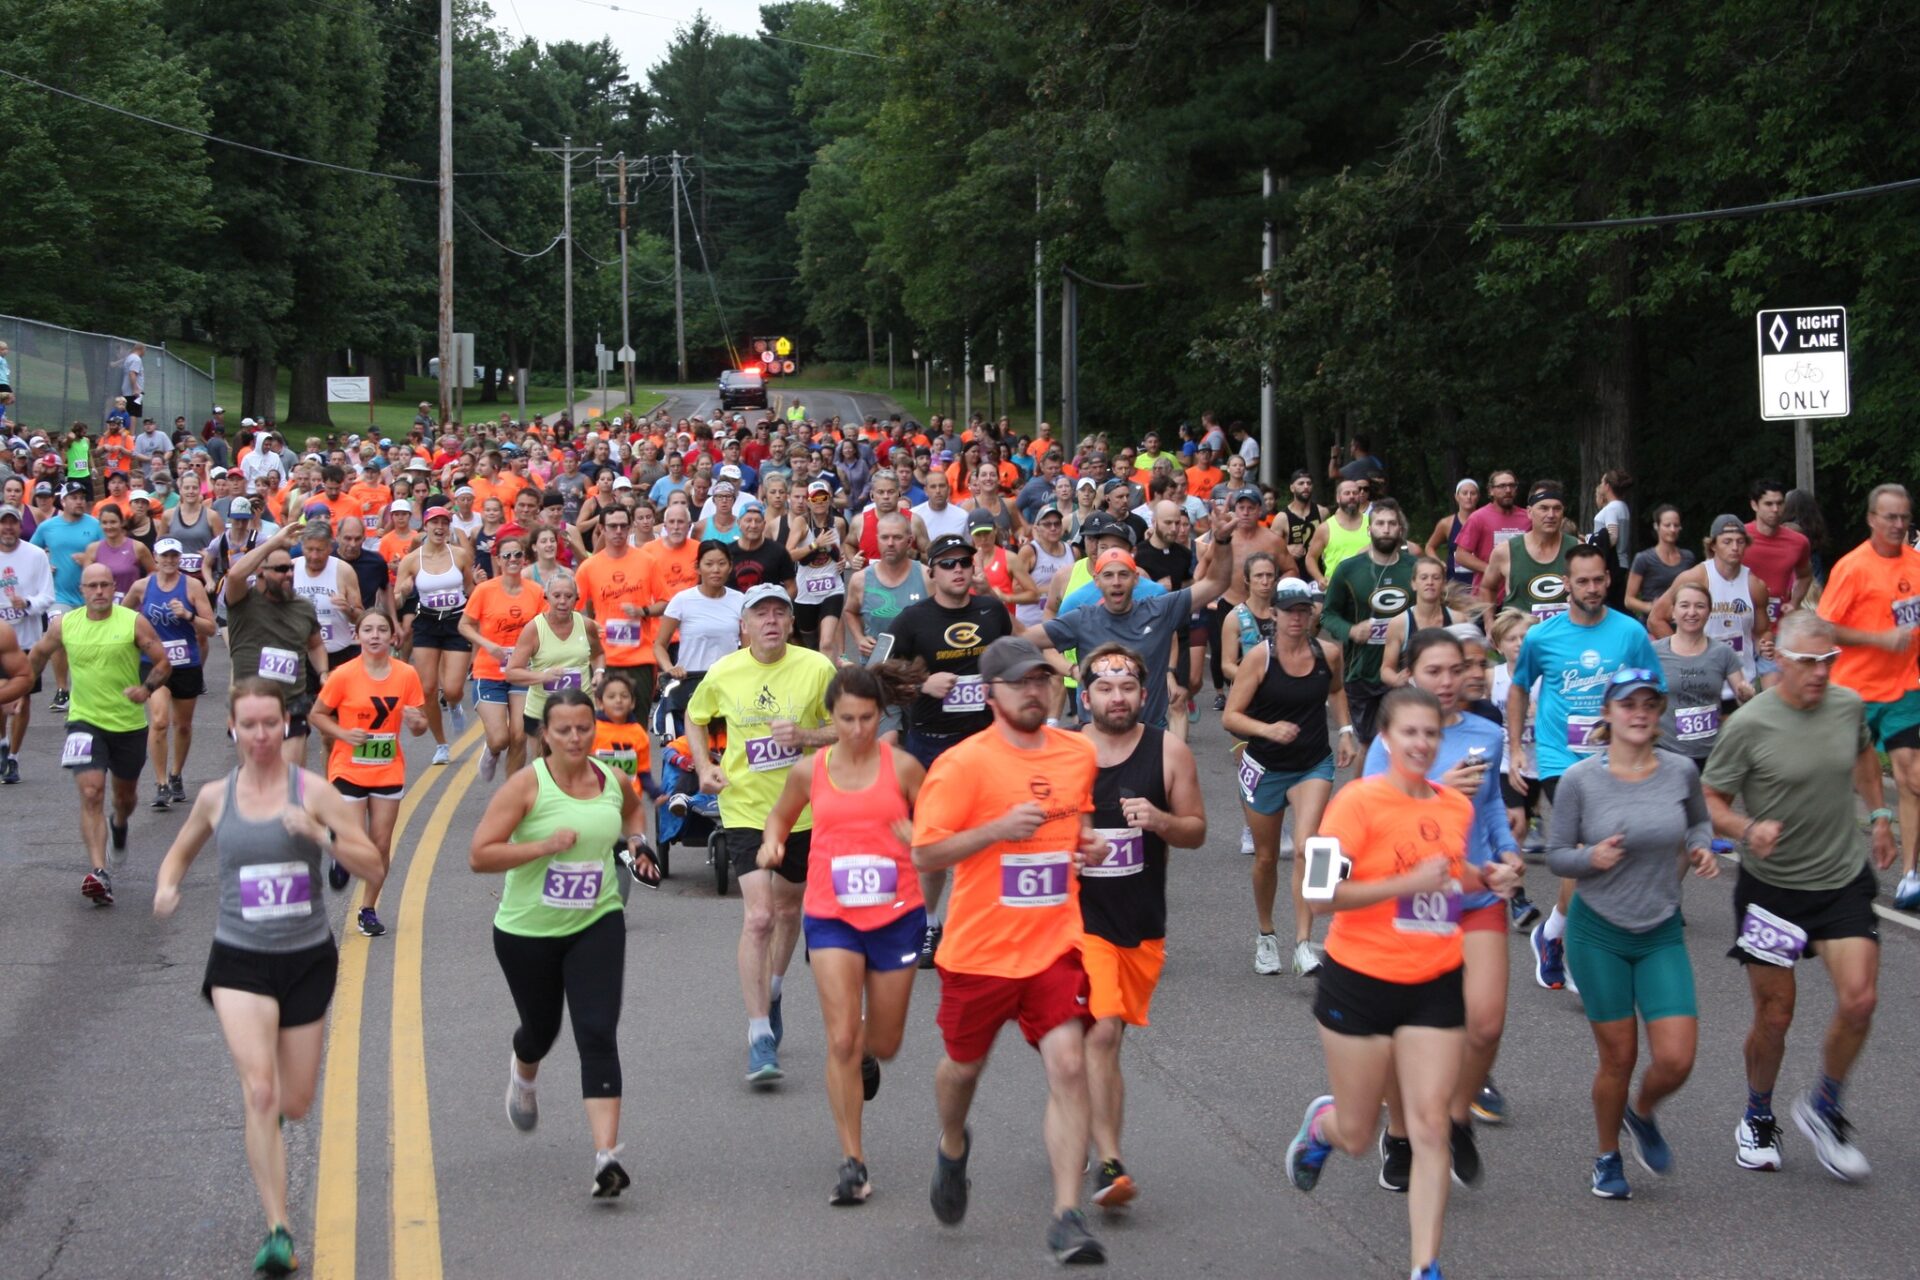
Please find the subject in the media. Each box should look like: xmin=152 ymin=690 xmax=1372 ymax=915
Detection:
xmin=617 ymin=345 xmax=635 ymax=363
xmin=1757 ymin=306 xmax=1849 ymax=420
xmin=326 ymin=377 xmax=371 ymax=403
xmin=983 ymin=364 xmax=996 ymax=384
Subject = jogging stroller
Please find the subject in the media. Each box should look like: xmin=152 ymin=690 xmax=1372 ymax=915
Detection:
xmin=653 ymin=681 xmax=728 ymax=894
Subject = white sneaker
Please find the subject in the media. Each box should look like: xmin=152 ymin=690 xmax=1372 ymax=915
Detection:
xmin=1792 ymin=1092 xmax=1870 ymax=1182
xmin=1291 ymin=941 xmax=1322 ymax=976
xmin=1735 ymin=1114 xmax=1782 ymax=1171
xmin=1895 ymin=871 xmax=1920 ymax=911
xmin=430 ymin=743 xmax=451 ymax=766
xmin=447 ymin=700 xmax=468 ymax=736
xmin=1254 ymin=932 xmax=1282 ymax=975
xmin=505 ymin=1055 xmax=537 ymax=1132
xmin=479 ymin=747 xmax=499 ymax=783
xmin=1240 ymin=824 xmax=1256 ymax=856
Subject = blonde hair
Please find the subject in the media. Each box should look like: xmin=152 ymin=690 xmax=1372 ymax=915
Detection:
xmin=1488 ymin=607 xmax=1533 ymax=650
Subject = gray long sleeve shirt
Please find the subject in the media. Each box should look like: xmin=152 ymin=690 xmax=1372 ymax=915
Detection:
xmin=1546 ymin=751 xmax=1712 ymax=931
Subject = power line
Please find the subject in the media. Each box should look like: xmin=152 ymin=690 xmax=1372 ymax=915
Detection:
xmin=455 ymin=202 xmax=562 ymax=258
xmin=679 ymin=174 xmax=739 ymax=366
xmin=1498 ymin=175 xmax=1920 ymax=231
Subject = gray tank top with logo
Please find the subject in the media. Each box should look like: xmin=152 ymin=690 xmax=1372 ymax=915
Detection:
xmin=213 ymin=765 xmax=332 ymax=953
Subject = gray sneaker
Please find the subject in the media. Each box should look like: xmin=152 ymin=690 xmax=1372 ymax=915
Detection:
xmin=505 ymin=1056 xmax=537 ymax=1132
xmin=1046 ymin=1209 xmax=1106 ymax=1265
xmin=930 ymin=1128 xmax=971 ymax=1225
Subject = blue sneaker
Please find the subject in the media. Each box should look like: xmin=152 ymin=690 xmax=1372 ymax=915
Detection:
xmin=1411 ymin=1264 xmax=1445 ymax=1280
xmin=770 ymin=994 xmax=783 ymax=1048
xmin=1894 ymin=872 xmax=1920 ymax=911
xmin=746 ymin=1034 xmax=782 ymax=1084
xmin=1286 ymin=1095 xmax=1335 ymax=1192
xmin=1530 ymin=921 xmax=1566 ymax=990
xmin=1508 ymin=893 xmax=1542 ymax=932
xmin=1591 ymin=1151 xmax=1631 ymax=1200
xmin=1622 ymin=1107 xmax=1672 ymax=1176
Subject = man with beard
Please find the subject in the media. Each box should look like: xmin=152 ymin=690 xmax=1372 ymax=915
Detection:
xmin=1198 ymin=487 xmax=1296 ymax=710
xmin=1320 ymin=499 xmax=1416 ymax=747
xmin=1274 ymin=469 xmax=1327 ymax=570
xmin=1303 ymin=477 xmax=1370 ymax=585
xmin=1075 ymin=643 xmax=1206 ymax=1211
xmin=1479 ymin=481 xmax=1579 ymax=621
xmin=1453 ymin=469 xmax=1530 ymax=589
xmin=225 ymin=524 xmax=329 ymax=766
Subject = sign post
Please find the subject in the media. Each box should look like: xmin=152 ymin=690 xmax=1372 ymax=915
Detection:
xmin=1756 ymin=306 xmax=1850 ymax=497
xmin=326 ymin=376 xmax=374 ymax=429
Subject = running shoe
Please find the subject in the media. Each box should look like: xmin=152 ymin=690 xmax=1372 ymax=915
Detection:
xmin=357 ymin=907 xmax=386 ymax=937
xmin=1291 ymin=940 xmax=1322 ymax=977
xmin=1092 ymin=1158 xmax=1136 ymax=1209
xmin=1239 ymin=824 xmax=1255 ymax=856
xmin=1508 ymin=893 xmax=1542 ymax=932
xmin=50 ymin=688 xmax=69 ymax=712
xmin=861 ymin=1053 xmax=881 ymax=1102
xmin=1521 ymin=818 xmax=1544 ymax=855
xmin=831 ymin=1156 xmax=871 ymax=1207
xmin=770 ymin=994 xmax=784 ymax=1048
xmin=253 ymin=1224 xmax=298 ymax=1276
xmin=666 ymin=792 xmax=690 ymax=817
xmin=592 ymin=1145 xmax=631 ymax=1199
xmin=930 ymin=1128 xmax=971 ymax=1225
xmin=1213 ymin=690 xmax=1227 ymax=711
xmin=746 ymin=1034 xmax=782 ymax=1084
xmin=1622 ymin=1107 xmax=1672 ymax=1176
xmin=430 ymin=743 xmax=451 ymax=765
xmin=1411 ymin=1265 xmax=1444 ymax=1280
xmin=1254 ymin=932 xmax=1282 ymax=975
xmin=918 ymin=923 xmax=943 ymax=971
xmin=328 ymin=859 xmax=350 ymax=892
xmin=1378 ymin=1130 xmax=1411 ymax=1193
xmin=447 ymin=699 xmax=468 ymax=736
xmin=1590 ymin=1151 xmax=1630 ymax=1199
xmin=169 ymin=773 xmax=186 ymax=803
xmin=1471 ymin=1078 xmax=1507 ymax=1125
xmin=1735 ymin=1114 xmax=1782 ymax=1171
xmin=506 ymin=1056 xmax=537 ymax=1132
xmin=1187 ymin=700 xmax=1200 ymax=724
xmin=1529 ymin=921 xmax=1566 ymax=990
xmin=81 ymin=866 xmax=113 ymax=906
xmin=1895 ymin=872 xmax=1920 ymax=912
xmin=1280 ymin=825 xmax=1295 ymax=858
xmin=1792 ymin=1092 xmax=1870 ymax=1182
xmin=479 ymin=746 xmax=499 ymax=783
xmin=151 ymin=782 xmax=171 ymax=811
xmin=1286 ymin=1095 xmax=1335 ymax=1192
xmin=0 ymin=753 xmax=17 ymax=784
xmin=109 ymin=817 xmax=129 ymax=863
xmin=1046 ymin=1209 xmax=1106 ymax=1265
xmin=1449 ymin=1120 xmax=1483 ymax=1188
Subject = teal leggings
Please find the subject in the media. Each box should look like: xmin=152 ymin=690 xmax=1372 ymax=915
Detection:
xmin=1564 ymin=895 xmax=1698 ymax=1025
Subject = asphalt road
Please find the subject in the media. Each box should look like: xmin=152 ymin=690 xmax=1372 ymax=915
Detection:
xmin=6 ymin=611 xmax=1920 ymax=1277
xmin=626 ymin=384 xmax=905 ymax=430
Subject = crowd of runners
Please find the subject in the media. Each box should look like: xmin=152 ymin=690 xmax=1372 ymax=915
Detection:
xmin=0 ymin=404 xmax=1910 ymax=1278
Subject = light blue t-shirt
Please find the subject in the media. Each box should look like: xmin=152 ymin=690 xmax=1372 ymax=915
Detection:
xmin=1510 ymin=608 xmax=1663 ymax=779
xmin=648 ymin=475 xmax=687 ymax=506
xmin=1364 ymin=711 xmax=1512 ymax=908
xmin=30 ymin=513 xmax=104 ymax=606
xmin=1059 ymin=576 xmax=1168 ymax=614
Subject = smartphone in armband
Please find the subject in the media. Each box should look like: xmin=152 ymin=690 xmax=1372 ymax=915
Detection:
xmin=865 ymin=632 xmax=895 ymax=666
xmin=1301 ymin=837 xmax=1352 ymax=902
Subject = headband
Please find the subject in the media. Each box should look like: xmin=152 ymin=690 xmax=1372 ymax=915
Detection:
xmin=1527 ymin=484 xmax=1564 ymax=507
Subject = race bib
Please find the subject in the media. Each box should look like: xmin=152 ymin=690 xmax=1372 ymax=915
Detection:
xmin=60 ymin=731 xmax=94 ymax=767
xmin=542 ymin=668 xmax=583 ymax=692
xmin=1736 ymin=903 xmax=1808 ymax=967
xmin=1237 ymin=750 xmax=1266 ymax=804
xmin=1394 ymin=885 xmax=1463 ymax=934
xmin=180 ymin=551 xmax=203 ymax=574
xmin=1530 ymin=602 xmax=1569 ymax=622
xmin=1565 ymin=714 xmax=1601 ymax=753
xmin=1366 ymin=618 xmax=1391 ymax=646
xmin=796 ymin=567 xmax=841 ymax=604
xmin=238 ymin=862 xmax=313 ymax=922
xmin=830 ymin=854 xmax=898 ymax=907
xmin=1081 ymin=826 xmax=1144 ymax=879
xmin=112 ymin=592 xmax=124 ymax=606
xmin=541 ymin=859 xmax=604 ymax=910
xmin=320 ymin=618 xmax=347 ymax=647
xmin=350 ymin=733 xmax=397 ymax=764
xmin=1493 ymin=528 xmax=1522 ymax=546
xmin=1894 ymin=595 xmax=1920 ymax=629
xmin=942 ymin=674 xmax=988 ymax=713
xmin=1766 ymin=597 xmax=1784 ymax=623
xmin=603 ymin=618 xmax=642 ymax=646
xmin=258 ymin=646 xmax=300 ymax=683
xmin=744 ymin=735 xmax=801 ymax=772
xmin=593 ymin=747 xmax=639 ymax=777
xmin=163 ymin=638 xmax=192 ymax=666
xmin=1726 ymin=633 xmax=1745 ymax=653
xmin=1673 ymin=704 xmax=1720 ymax=742
xmin=999 ymin=851 xmax=1071 ymax=907
xmin=420 ymin=589 xmax=462 ymax=611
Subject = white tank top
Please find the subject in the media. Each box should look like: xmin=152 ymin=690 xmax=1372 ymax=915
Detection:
xmin=1017 ymin=541 xmax=1075 ymax=628
xmin=451 ymin=511 xmax=482 ymax=540
xmin=1704 ymin=562 xmax=1757 ymax=688
xmin=415 ymin=546 xmax=467 ymax=612
xmin=292 ymin=556 xmax=352 ymax=652
xmin=913 ymin=501 xmax=969 ymax=542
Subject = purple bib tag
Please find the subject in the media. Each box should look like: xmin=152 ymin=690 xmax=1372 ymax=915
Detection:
xmin=1237 ymin=751 xmax=1265 ymax=803
xmin=744 ymin=735 xmax=801 ymax=772
xmin=258 ymin=647 xmax=300 ymax=683
xmin=1394 ymin=886 xmax=1463 ymax=934
xmin=831 ymin=855 xmax=899 ymax=907
xmin=999 ymin=852 xmax=1070 ymax=907
xmin=1736 ymin=903 xmax=1807 ymax=967
xmin=1673 ymin=705 xmax=1720 ymax=742
xmin=421 ymin=589 xmax=462 ymax=610
xmin=543 ymin=668 xmax=583 ymax=692
xmin=163 ymin=638 xmax=192 ymax=666
xmin=238 ymin=862 xmax=314 ymax=922
xmin=941 ymin=675 xmax=988 ymax=713
xmin=603 ymin=619 xmax=641 ymax=646
xmin=1082 ymin=827 xmax=1144 ymax=878
xmin=541 ymin=860 xmax=604 ymax=910
xmin=1565 ymin=715 xmax=1601 ymax=753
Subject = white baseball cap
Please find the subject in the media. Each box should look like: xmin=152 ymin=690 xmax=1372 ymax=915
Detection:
xmin=155 ymin=537 xmax=183 ymax=555
xmin=390 ymin=499 xmax=414 ymax=514
xmin=612 ymin=476 xmax=633 ymax=490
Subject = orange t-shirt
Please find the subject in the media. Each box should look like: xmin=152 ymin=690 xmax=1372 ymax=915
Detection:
xmin=91 ymin=495 xmax=132 ymax=521
xmin=911 ymin=726 xmax=1096 ymax=979
xmin=591 ymin=717 xmax=653 ymax=795
xmin=575 ymin=547 xmax=655 ymax=667
xmin=317 ymin=657 xmax=425 ymax=789
xmin=348 ymin=482 xmax=392 ymax=520
xmin=311 ymin=491 xmax=359 ymax=526
xmin=1819 ymin=540 xmax=1920 ymax=703
xmin=492 ymin=472 xmax=531 ymax=512
xmin=946 ymin=462 xmax=974 ymax=504
xmin=1025 ymin=438 xmax=1054 ymax=460
xmin=467 ymin=475 xmax=500 ymax=512
xmin=1318 ymin=777 xmax=1474 ymax=984
xmin=1185 ymin=465 xmax=1222 ymax=499
xmin=635 ymin=537 xmax=700 ymax=660
xmin=378 ymin=530 xmax=418 ymax=580
xmin=464 ymin=577 xmax=546 ymax=679
xmin=997 ymin=460 xmax=1021 ymax=493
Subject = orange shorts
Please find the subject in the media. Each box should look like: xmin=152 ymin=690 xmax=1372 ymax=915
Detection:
xmin=1462 ymin=902 xmax=1506 ymax=934
xmin=1080 ymin=935 xmax=1166 ymax=1027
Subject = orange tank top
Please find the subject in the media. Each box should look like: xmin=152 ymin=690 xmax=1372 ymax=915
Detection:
xmin=801 ymin=744 xmax=921 ymax=928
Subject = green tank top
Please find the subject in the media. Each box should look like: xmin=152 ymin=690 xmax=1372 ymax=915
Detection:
xmin=495 ymin=758 xmax=627 ymax=938
xmin=66 ymin=439 xmax=91 ymax=477
xmin=1502 ymin=532 xmax=1579 ymax=621
xmin=1321 ymin=515 xmax=1371 ymax=577
xmin=64 ymin=606 xmax=144 ymax=732
xmin=521 ymin=611 xmax=594 ymax=722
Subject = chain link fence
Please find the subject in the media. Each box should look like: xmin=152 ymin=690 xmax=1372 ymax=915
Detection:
xmin=0 ymin=314 xmax=215 ymax=437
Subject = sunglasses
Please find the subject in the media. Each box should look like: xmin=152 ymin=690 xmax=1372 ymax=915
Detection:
xmin=1776 ymin=646 xmax=1841 ymax=664
xmin=1608 ymin=667 xmax=1657 ymax=686
xmin=931 ymin=557 xmax=972 ymax=572
xmin=498 ymin=550 xmax=526 ymax=561
xmin=261 ymin=564 xmax=293 ymax=574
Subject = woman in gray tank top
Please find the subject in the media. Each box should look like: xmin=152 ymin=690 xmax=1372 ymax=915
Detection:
xmin=152 ymin=679 xmax=383 ymax=1276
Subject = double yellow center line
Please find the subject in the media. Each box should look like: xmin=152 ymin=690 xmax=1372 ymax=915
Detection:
xmin=313 ymin=725 xmax=480 ymax=1280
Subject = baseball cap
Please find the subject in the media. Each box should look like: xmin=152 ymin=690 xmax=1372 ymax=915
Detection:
xmin=33 ymin=481 xmax=54 ymax=496
xmin=241 ymin=417 xmax=257 ymax=428
xmin=211 ymin=405 xmax=224 ymax=414
xmin=1076 ymin=511 xmax=1132 ymax=547
xmin=390 ymin=499 xmax=414 ymax=514
xmin=0 ymin=505 xmax=21 ymax=521
xmin=226 ymin=498 xmax=254 ymax=518
xmin=1034 ymin=503 xmax=1064 ymax=521
xmin=1099 ymin=478 xmax=1130 ymax=496
xmin=737 ymin=498 xmax=764 ymax=517
xmin=1075 ymin=475 xmax=1097 ymax=490
xmin=1709 ymin=513 xmax=1747 ymax=540
xmin=718 ymin=464 xmax=742 ymax=480
xmin=1274 ymin=576 xmax=1315 ymax=609
xmin=422 ymin=504 xmax=451 ymax=523
xmin=926 ymin=533 xmax=971 ymax=563
xmin=155 ymin=537 xmax=183 ymax=554
xmin=807 ymin=479 xmax=832 ymax=496
xmin=62 ymin=482 xmax=90 ymax=498
xmin=612 ymin=476 xmax=633 ymax=490
xmin=966 ymin=507 xmax=998 ymax=532
xmin=1225 ymin=485 xmax=1263 ymax=507
xmin=979 ymin=635 xmax=1050 ymax=684
xmin=130 ymin=489 xmax=151 ymax=503
xmin=1604 ymin=667 xmax=1665 ymax=704
xmin=209 ymin=466 xmax=228 ymax=478
xmin=741 ymin=582 xmax=793 ymax=612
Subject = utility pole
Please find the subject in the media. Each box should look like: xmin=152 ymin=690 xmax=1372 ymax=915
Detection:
xmin=963 ymin=334 xmax=972 ymax=428
xmin=534 ymin=135 xmax=600 ymax=420
xmin=671 ymin=151 xmax=688 ymax=383
xmin=596 ymin=153 xmax=641 ymax=407
xmin=1034 ymin=174 xmax=1044 ymax=431
xmin=436 ymin=0 xmax=453 ymax=426
xmin=1259 ymin=1 xmax=1277 ymax=488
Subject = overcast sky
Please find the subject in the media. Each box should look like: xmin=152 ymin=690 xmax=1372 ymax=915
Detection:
xmin=484 ymin=1 xmax=772 ymax=81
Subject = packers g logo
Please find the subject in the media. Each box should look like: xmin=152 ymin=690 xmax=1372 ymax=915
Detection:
xmin=944 ymin=621 xmax=983 ymax=649
xmin=1369 ymin=587 xmax=1409 ymax=613
xmin=1531 ymin=573 xmax=1567 ymax=602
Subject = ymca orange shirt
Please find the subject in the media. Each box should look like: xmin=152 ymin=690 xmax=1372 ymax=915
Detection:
xmin=636 ymin=537 xmax=700 ymax=660
xmin=464 ymin=577 xmax=546 ymax=680
xmin=1819 ymin=540 xmax=1920 ymax=703
xmin=1025 ymin=438 xmax=1053 ymax=460
xmin=467 ymin=475 xmax=500 ymax=512
xmin=1318 ymin=777 xmax=1474 ymax=984
xmin=911 ymin=726 xmax=1097 ymax=979
xmin=318 ymin=657 xmax=426 ymax=789
xmin=575 ymin=547 xmax=655 ymax=666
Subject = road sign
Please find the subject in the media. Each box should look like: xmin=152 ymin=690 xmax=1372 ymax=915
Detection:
xmin=774 ymin=336 xmax=792 ymax=356
xmin=453 ymin=332 xmax=476 ymax=389
xmin=617 ymin=345 xmax=635 ymax=363
xmin=1757 ymin=306 xmax=1849 ymax=420
xmin=983 ymin=364 xmax=996 ymax=384
xmin=325 ymin=377 xmax=371 ymax=403
xmin=781 ymin=359 xmax=796 ymax=375
xmin=597 ymin=349 xmax=614 ymax=372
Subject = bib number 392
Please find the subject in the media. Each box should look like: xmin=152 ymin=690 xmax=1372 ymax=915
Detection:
xmin=1736 ymin=903 xmax=1808 ymax=967
xmin=1000 ymin=852 xmax=1070 ymax=907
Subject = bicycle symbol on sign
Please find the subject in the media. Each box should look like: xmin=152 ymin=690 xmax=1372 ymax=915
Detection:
xmin=1784 ymin=362 xmax=1823 ymax=385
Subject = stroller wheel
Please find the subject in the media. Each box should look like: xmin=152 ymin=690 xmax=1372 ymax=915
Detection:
xmin=709 ymin=829 xmax=730 ymax=896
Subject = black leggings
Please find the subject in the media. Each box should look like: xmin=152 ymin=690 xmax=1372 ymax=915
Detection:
xmin=492 ymin=910 xmax=626 ymax=1098
xmin=1203 ymin=598 xmax=1230 ymax=691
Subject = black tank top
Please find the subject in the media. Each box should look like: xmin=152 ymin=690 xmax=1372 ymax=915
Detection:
xmin=1083 ymin=727 xmax=1169 ymax=946
xmin=1285 ymin=506 xmax=1320 ymax=554
xmin=1247 ymin=637 xmax=1332 ymax=773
